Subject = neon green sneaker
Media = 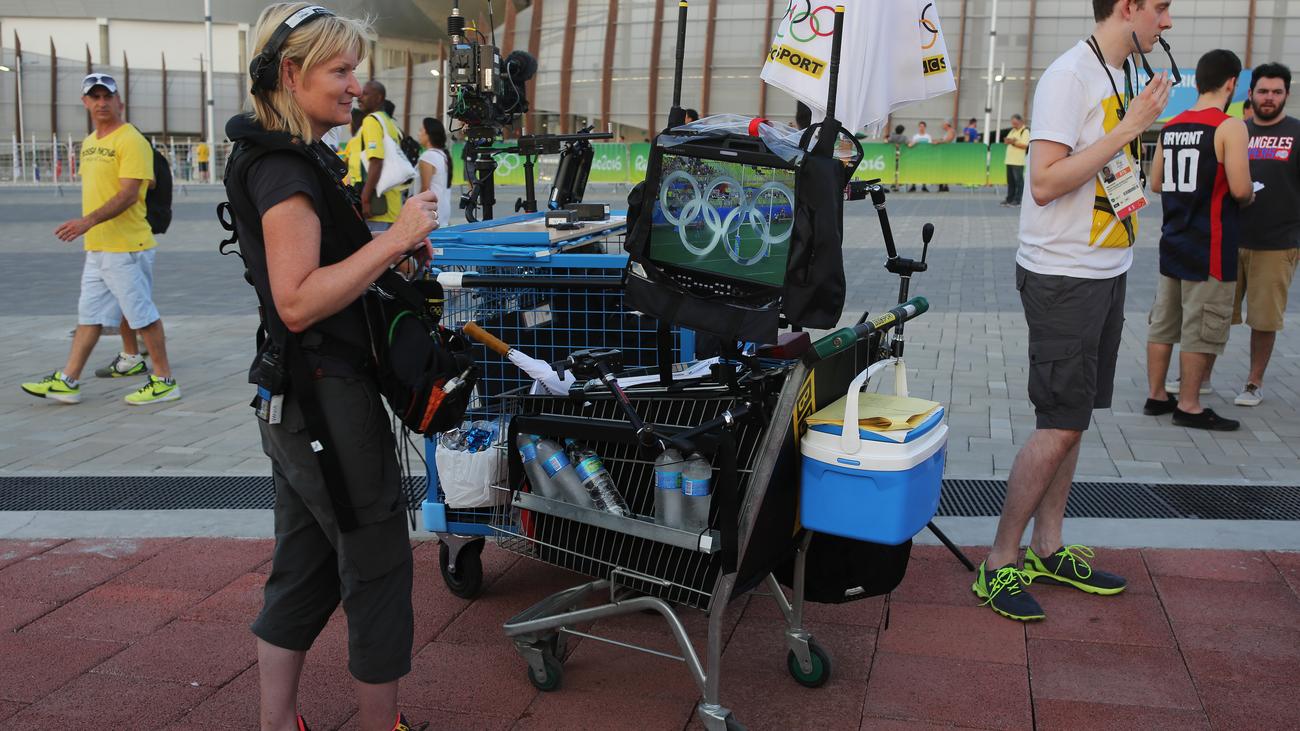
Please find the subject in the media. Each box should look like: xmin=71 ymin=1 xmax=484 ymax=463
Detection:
xmin=94 ymin=352 xmax=148 ymax=378
xmin=972 ymin=561 xmax=1044 ymax=621
xmin=1023 ymin=545 xmax=1127 ymax=595
xmin=21 ymin=371 xmax=82 ymax=404
xmin=124 ymin=375 xmax=181 ymax=405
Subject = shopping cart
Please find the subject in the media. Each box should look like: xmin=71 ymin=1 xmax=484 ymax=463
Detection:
xmin=422 ymin=243 xmax=691 ymax=598
xmin=488 ymin=298 xmax=929 ymax=730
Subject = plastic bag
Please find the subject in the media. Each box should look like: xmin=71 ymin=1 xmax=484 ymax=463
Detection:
xmin=436 ymin=433 xmax=508 ymax=508
xmin=658 ymin=113 xmax=859 ymax=165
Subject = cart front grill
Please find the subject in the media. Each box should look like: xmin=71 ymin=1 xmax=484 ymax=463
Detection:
xmin=491 ymin=390 xmax=770 ymax=611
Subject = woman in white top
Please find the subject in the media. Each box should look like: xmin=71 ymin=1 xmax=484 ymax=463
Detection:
xmin=413 ymin=117 xmax=454 ymax=225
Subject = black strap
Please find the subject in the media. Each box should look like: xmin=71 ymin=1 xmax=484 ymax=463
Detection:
xmin=283 ymin=334 xmax=360 ymax=533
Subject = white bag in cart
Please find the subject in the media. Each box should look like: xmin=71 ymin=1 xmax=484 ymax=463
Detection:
xmin=436 ymin=444 xmax=509 ymax=509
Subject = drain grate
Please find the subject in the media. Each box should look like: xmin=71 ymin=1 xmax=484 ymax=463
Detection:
xmin=937 ymin=480 xmax=1300 ymax=521
xmin=0 ymin=477 xmax=1297 ymax=520
xmin=0 ymin=476 xmax=427 ymax=511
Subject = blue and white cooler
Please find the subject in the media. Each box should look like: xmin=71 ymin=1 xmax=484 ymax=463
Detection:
xmin=799 ymin=358 xmax=947 ymax=545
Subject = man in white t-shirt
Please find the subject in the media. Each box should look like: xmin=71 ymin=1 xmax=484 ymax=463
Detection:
xmin=973 ymin=0 xmax=1174 ymax=623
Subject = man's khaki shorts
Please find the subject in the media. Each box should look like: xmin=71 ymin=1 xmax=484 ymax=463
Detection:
xmin=1233 ymin=247 xmax=1299 ymax=332
xmin=1148 ymin=275 xmax=1236 ymax=354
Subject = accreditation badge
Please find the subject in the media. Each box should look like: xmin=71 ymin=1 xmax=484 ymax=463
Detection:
xmin=1097 ymin=149 xmax=1147 ymax=219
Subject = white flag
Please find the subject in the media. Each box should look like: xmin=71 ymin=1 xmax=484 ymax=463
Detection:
xmin=761 ymin=0 xmax=957 ymax=133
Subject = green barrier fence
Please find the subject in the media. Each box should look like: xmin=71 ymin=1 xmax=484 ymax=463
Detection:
xmin=447 ymin=141 xmax=1015 ymax=187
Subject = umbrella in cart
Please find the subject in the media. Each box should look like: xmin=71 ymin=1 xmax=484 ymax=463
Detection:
xmin=462 ymin=321 xmax=575 ymax=395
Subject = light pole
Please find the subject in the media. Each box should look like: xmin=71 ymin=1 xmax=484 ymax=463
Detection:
xmin=204 ymin=0 xmax=216 ymax=177
xmin=981 ymin=0 xmax=999 ymax=180
xmin=994 ymin=63 xmax=1006 ymax=145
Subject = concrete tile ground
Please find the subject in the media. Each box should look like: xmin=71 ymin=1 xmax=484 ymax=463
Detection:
xmin=0 ymin=538 xmax=1296 ymax=730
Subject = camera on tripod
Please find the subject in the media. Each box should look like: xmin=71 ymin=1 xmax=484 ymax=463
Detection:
xmin=446 ymin=2 xmax=536 ymax=143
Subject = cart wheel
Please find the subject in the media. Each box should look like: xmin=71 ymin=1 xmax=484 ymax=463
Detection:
xmin=786 ymin=640 xmax=832 ymax=688
xmin=527 ymin=651 xmax=564 ymax=692
xmin=724 ymin=717 xmax=748 ymax=731
xmin=439 ymin=540 xmax=484 ymax=599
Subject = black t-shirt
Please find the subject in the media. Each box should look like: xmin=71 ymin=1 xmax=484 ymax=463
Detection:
xmin=235 ymin=147 xmax=372 ymax=379
xmin=1242 ymin=116 xmax=1300 ymax=250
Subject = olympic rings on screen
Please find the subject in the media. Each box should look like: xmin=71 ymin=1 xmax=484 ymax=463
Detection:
xmin=658 ymin=171 xmax=795 ymax=266
xmin=721 ymin=181 xmax=796 ymax=266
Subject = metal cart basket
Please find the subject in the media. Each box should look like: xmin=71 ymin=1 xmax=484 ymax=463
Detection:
xmin=488 ymin=325 xmax=894 ymax=730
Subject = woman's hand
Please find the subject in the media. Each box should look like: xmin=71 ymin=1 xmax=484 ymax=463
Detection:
xmin=382 ymin=188 xmax=439 ymax=267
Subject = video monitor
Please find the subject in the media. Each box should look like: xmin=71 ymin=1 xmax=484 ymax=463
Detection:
xmin=648 ymin=151 xmax=796 ymax=288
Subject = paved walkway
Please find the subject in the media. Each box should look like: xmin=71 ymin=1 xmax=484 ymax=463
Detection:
xmin=2 ymin=186 xmax=1298 ymax=482
xmin=0 ymin=538 xmax=1297 ymax=730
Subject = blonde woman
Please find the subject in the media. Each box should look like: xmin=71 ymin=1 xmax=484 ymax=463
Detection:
xmin=222 ymin=4 xmax=438 ymax=730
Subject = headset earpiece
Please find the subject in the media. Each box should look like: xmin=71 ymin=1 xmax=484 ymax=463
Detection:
xmin=247 ymin=5 xmax=333 ymax=96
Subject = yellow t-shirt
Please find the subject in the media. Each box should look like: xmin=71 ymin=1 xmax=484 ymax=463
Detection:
xmin=79 ymin=124 xmax=156 ymax=252
xmin=1004 ymin=127 xmax=1030 ymax=166
xmin=359 ymin=112 xmax=404 ymax=223
xmin=344 ymin=134 xmax=364 ymax=186
xmin=196 ymin=142 xmax=210 ymax=164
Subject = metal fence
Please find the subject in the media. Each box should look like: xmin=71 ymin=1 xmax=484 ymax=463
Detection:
xmin=1 ymin=138 xmax=233 ymax=185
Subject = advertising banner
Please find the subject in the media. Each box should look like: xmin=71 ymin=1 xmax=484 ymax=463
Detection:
xmin=587 ymin=143 xmax=631 ymax=184
xmin=852 ymin=142 xmax=898 ymax=182
xmin=898 ymin=143 xmax=1000 ymax=185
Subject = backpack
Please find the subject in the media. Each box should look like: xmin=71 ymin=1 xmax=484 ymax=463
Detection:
xmin=145 ymin=145 xmax=173 ymax=234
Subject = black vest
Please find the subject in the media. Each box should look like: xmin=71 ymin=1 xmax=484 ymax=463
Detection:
xmin=222 ymin=114 xmax=373 ymax=361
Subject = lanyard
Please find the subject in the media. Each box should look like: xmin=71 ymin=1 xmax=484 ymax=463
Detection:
xmin=1085 ymin=36 xmax=1145 ymax=187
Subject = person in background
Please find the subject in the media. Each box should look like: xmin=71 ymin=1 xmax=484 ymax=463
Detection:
xmin=936 ymin=121 xmax=957 ymax=191
xmin=412 ymin=116 xmax=454 ymax=226
xmin=1231 ymin=62 xmax=1300 ymax=407
xmin=1002 ymin=114 xmax=1030 ymax=206
xmin=1243 ymin=97 xmax=1253 ymax=121
xmin=908 ymin=121 xmax=932 ymax=192
xmin=964 ymin=117 xmax=980 ymax=143
xmin=343 ymin=108 xmax=365 ymax=186
xmin=197 ymin=140 xmax=211 ymax=182
xmin=1145 ymin=49 xmax=1254 ymax=431
xmin=356 ymin=80 xmax=406 ymax=232
xmin=683 ymin=108 xmax=700 ymax=124
xmin=795 ymin=101 xmax=812 ymax=131
xmin=23 ymin=72 xmax=181 ymax=406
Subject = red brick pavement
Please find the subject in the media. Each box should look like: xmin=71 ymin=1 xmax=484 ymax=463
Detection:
xmin=0 ymin=539 xmax=1296 ymax=730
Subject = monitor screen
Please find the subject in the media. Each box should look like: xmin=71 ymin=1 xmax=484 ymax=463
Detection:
xmin=648 ymin=152 xmax=795 ymax=288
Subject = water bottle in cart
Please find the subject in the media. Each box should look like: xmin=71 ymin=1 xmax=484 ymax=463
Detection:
xmin=517 ymin=433 xmax=559 ymax=499
xmin=653 ymin=448 xmax=686 ymax=528
xmin=565 ymin=440 xmax=630 ymax=517
xmin=533 ymin=438 xmax=596 ymax=507
xmin=681 ymin=452 xmax=713 ymax=533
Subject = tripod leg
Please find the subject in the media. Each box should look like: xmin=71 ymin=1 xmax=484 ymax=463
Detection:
xmin=927 ymin=521 xmax=975 ymax=571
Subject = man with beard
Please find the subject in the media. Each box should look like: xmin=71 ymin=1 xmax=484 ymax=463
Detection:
xmin=1232 ymin=63 xmax=1300 ymax=407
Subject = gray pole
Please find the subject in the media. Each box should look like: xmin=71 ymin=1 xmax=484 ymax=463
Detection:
xmin=982 ymin=0 xmax=999 ymax=175
xmin=204 ymin=0 xmax=216 ymax=175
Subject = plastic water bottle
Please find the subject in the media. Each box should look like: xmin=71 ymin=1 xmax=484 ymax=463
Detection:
xmin=565 ymin=440 xmax=630 ymax=517
xmin=681 ymin=452 xmax=713 ymax=532
xmin=517 ymin=433 xmax=559 ymax=499
xmin=533 ymin=438 xmax=595 ymax=507
xmin=653 ymin=448 xmax=686 ymax=528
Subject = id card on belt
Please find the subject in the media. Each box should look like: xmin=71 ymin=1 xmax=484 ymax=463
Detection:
xmin=1098 ymin=149 xmax=1147 ymax=219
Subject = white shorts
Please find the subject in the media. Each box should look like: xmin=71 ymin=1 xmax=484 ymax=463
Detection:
xmin=77 ymin=249 xmax=160 ymax=329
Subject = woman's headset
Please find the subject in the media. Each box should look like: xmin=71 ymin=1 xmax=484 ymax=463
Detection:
xmin=248 ymin=5 xmax=334 ymax=95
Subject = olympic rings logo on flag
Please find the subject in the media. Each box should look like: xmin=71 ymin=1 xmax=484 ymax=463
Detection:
xmin=658 ymin=171 xmax=795 ymax=266
xmin=776 ymin=0 xmax=837 ymax=44
xmin=920 ymin=2 xmax=940 ymax=50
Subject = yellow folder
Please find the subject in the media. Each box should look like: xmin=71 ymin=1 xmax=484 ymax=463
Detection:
xmin=806 ymin=392 xmax=942 ymax=432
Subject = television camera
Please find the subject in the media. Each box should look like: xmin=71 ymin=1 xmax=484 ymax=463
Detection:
xmin=444 ymin=3 xmax=614 ymax=222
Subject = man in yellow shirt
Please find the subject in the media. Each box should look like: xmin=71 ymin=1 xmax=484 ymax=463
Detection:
xmin=1001 ymin=114 xmax=1030 ymax=206
xmin=22 ymin=73 xmax=180 ymax=406
xmin=196 ymin=141 xmax=211 ymax=183
xmin=357 ymin=80 xmax=405 ymax=231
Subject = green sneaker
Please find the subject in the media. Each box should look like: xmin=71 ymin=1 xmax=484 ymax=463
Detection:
xmin=972 ymin=561 xmax=1044 ymax=621
xmin=124 ymin=375 xmax=181 ymax=405
xmin=21 ymin=371 xmax=82 ymax=404
xmin=94 ymin=352 xmax=148 ymax=378
xmin=1023 ymin=545 xmax=1127 ymax=595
